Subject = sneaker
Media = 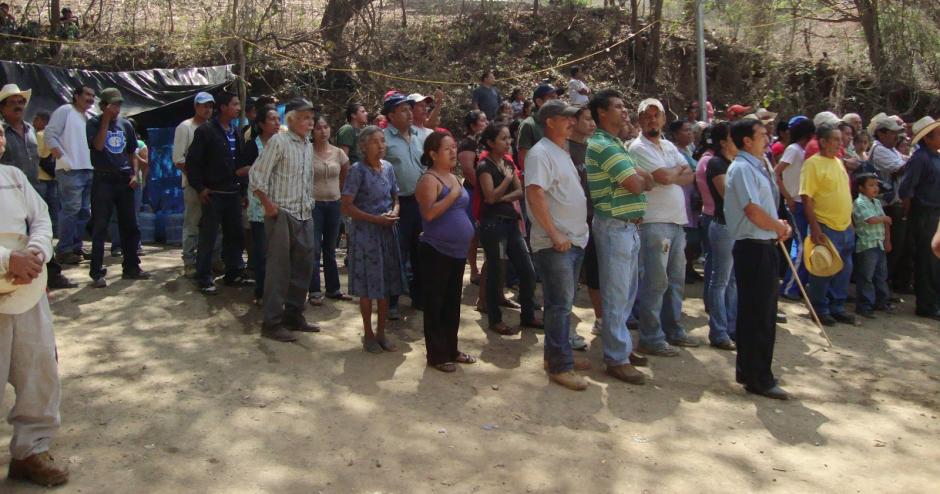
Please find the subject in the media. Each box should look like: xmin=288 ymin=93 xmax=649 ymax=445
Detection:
xmin=79 ymin=248 xmax=91 ymax=260
xmin=90 ymin=278 xmax=107 ymax=288
xmin=308 ymin=293 xmax=324 ymax=306
xmin=548 ymin=371 xmax=588 ymax=391
xmin=110 ymin=248 xmax=123 ymax=258
xmin=832 ymin=312 xmax=856 ymax=325
xmin=262 ymin=325 xmax=297 ymax=342
xmin=57 ymin=252 xmax=82 ymax=265
xmin=776 ymin=312 xmax=788 ymax=323
xmin=387 ymin=307 xmax=401 ymax=321
xmin=121 ymin=270 xmax=152 ymax=280
xmin=636 ymin=344 xmax=680 ymax=357
xmin=224 ymin=273 xmax=255 ymax=286
xmin=570 ymin=332 xmax=588 ymax=351
xmin=8 ymin=451 xmax=69 ymax=487
xmin=606 ymin=364 xmax=646 ymax=385
xmin=711 ymin=340 xmax=737 ymax=351
xmin=591 ymin=318 xmax=602 ymax=335
xmin=199 ymin=283 xmax=218 ymax=295
xmin=819 ymin=313 xmax=837 ymax=326
xmin=667 ymin=335 xmax=701 ymax=348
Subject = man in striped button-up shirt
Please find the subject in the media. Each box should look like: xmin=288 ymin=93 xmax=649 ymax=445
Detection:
xmin=249 ymin=98 xmax=319 ymax=342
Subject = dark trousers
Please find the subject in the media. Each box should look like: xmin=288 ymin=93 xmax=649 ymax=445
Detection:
xmin=733 ymin=239 xmax=779 ymax=392
xmin=911 ymin=206 xmax=940 ymax=315
xmin=89 ymin=174 xmax=140 ymax=279
xmin=420 ymin=242 xmax=465 ymax=365
xmin=392 ymin=195 xmax=423 ymax=308
xmin=886 ymin=203 xmax=914 ymax=290
xmin=310 ymin=200 xmax=342 ymax=295
xmin=263 ymin=211 xmax=316 ymax=327
xmin=250 ymin=221 xmax=266 ymax=300
xmin=479 ymin=217 xmax=536 ymax=325
xmin=196 ymin=192 xmax=244 ymax=285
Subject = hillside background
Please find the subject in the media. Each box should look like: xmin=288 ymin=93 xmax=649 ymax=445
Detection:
xmin=2 ymin=0 xmax=939 ymax=127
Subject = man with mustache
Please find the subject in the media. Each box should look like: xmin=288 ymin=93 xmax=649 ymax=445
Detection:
xmin=0 ymin=84 xmax=75 ymax=289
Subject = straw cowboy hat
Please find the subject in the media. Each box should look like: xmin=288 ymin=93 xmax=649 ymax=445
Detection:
xmin=0 ymin=233 xmax=47 ymax=315
xmin=803 ymin=234 xmax=843 ymax=278
xmin=911 ymin=116 xmax=940 ymax=146
xmin=0 ymin=83 xmax=31 ymax=105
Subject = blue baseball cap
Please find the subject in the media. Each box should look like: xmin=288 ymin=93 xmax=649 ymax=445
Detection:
xmin=788 ymin=115 xmax=808 ymax=129
xmin=532 ymin=84 xmax=562 ymax=102
xmin=381 ymin=92 xmax=414 ymax=116
xmin=194 ymin=92 xmax=215 ymax=105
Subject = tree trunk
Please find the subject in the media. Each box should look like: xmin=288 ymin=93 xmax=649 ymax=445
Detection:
xmin=533 ymin=0 xmax=539 ymax=16
xmin=400 ymin=0 xmax=407 ymax=28
xmin=49 ymin=0 xmax=59 ymax=36
xmin=637 ymin=0 xmax=664 ymax=91
xmin=320 ymin=0 xmax=374 ymax=63
xmin=855 ymin=0 xmax=883 ymax=77
xmin=628 ymin=0 xmax=638 ymax=32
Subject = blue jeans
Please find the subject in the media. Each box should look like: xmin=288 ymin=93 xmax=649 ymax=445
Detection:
xmin=310 ymin=200 xmax=343 ymax=295
xmin=55 ymin=169 xmax=92 ymax=255
xmin=533 ymin=246 xmax=584 ymax=374
xmin=699 ymin=213 xmax=713 ymax=311
xmin=593 ymin=215 xmax=640 ymax=366
xmin=707 ymin=221 xmax=737 ymax=344
xmin=855 ymin=247 xmax=890 ymax=312
xmin=807 ymin=224 xmax=855 ymax=316
xmin=35 ymin=180 xmax=59 ymax=237
xmin=637 ymin=223 xmax=688 ymax=350
xmin=781 ymin=202 xmax=809 ymax=297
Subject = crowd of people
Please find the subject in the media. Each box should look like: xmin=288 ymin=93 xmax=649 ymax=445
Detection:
xmin=0 ymin=4 xmax=81 ymax=40
xmin=2 ymin=68 xmax=940 ymax=486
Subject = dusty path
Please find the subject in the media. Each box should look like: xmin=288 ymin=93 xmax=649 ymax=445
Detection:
xmin=2 ymin=246 xmax=939 ymax=493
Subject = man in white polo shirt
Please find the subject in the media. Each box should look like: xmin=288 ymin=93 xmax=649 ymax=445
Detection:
xmin=629 ymin=98 xmax=699 ymax=356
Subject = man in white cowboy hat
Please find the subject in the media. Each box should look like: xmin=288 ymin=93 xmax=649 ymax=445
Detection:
xmin=801 ymin=123 xmax=856 ymax=326
xmin=407 ymin=90 xmax=444 ymax=138
xmin=898 ymin=116 xmax=940 ymax=321
xmin=0 ymin=128 xmax=70 ymax=487
xmin=0 ymin=83 xmax=76 ymax=291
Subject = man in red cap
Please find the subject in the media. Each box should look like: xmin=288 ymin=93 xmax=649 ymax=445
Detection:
xmin=726 ymin=104 xmax=753 ymax=122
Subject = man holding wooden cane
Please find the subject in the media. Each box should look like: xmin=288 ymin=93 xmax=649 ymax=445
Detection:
xmin=724 ymin=119 xmax=792 ymax=400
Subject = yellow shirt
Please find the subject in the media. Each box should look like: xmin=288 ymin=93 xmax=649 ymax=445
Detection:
xmin=35 ymin=130 xmax=53 ymax=181
xmin=799 ymin=154 xmax=852 ymax=231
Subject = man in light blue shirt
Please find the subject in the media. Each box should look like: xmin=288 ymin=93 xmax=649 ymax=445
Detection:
xmin=382 ymin=93 xmax=427 ymax=318
xmin=724 ymin=119 xmax=792 ymax=401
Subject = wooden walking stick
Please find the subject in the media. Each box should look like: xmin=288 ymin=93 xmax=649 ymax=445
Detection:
xmin=777 ymin=240 xmax=833 ymax=348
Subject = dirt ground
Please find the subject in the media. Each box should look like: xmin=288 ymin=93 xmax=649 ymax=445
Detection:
xmin=2 ymin=245 xmax=939 ymax=493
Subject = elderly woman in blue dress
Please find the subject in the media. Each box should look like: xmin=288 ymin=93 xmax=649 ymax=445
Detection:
xmin=341 ymin=125 xmax=406 ymax=353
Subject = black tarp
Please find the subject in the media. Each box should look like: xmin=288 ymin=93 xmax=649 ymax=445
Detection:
xmin=0 ymin=61 xmax=235 ymax=129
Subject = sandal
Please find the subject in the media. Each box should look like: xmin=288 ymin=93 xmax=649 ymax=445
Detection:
xmin=433 ymin=362 xmax=457 ymax=373
xmin=362 ymin=336 xmax=383 ymax=354
xmin=456 ymin=352 xmax=476 ymax=364
xmin=376 ymin=335 xmax=398 ymax=352
xmin=489 ymin=323 xmax=518 ymax=335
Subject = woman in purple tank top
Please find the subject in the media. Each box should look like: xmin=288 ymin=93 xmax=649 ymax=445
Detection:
xmin=415 ymin=131 xmax=476 ymax=372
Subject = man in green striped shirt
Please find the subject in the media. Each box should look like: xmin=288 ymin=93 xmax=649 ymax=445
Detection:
xmin=586 ymin=88 xmax=652 ymax=385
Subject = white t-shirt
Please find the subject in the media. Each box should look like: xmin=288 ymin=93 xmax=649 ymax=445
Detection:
xmin=524 ymin=138 xmax=589 ymax=251
xmin=628 ymin=135 xmax=688 ymax=225
xmin=45 ymin=104 xmax=91 ymax=171
xmin=568 ymin=79 xmax=589 ymax=106
xmin=172 ymin=118 xmax=202 ymax=188
xmin=779 ymin=142 xmax=805 ymax=203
